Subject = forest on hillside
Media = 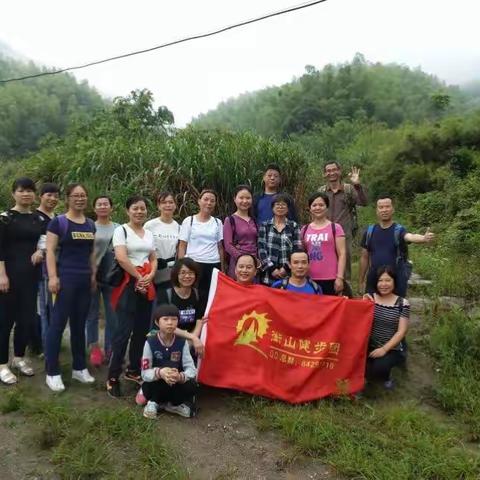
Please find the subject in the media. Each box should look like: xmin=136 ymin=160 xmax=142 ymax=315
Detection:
xmin=0 ymin=54 xmax=104 ymax=159
xmin=193 ymin=54 xmax=479 ymax=137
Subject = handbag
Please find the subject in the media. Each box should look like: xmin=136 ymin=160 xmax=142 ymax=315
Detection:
xmin=104 ymin=226 xmax=127 ymax=287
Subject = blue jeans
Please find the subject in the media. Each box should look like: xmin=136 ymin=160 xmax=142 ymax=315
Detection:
xmin=45 ymin=275 xmax=91 ymax=376
xmin=85 ymin=283 xmax=117 ymax=352
xmin=38 ymin=273 xmax=51 ymax=349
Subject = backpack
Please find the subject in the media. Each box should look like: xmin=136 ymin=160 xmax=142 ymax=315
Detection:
xmin=165 ymin=287 xmax=199 ymax=303
xmin=187 ymin=215 xmax=221 ymax=241
xmin=365 ymin=223 xmax=413 ymax=280
xmin=301 ymin=222 xmax=353 ymax=297
xmin=319 ymin=183 xmax=358 ymax=236
xmin=57 ymin=214 xmax=95 ymax=242
xmin=278 ymin=277 xmax=321 ymax=294
xmin=224 ymin=214 xmax=258 ymax=265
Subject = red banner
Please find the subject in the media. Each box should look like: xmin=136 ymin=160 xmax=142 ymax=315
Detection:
xmin=198 ymin=271 xmax=374 ymax=403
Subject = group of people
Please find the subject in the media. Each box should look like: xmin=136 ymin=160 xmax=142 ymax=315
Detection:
xmin=0 ymin=162 xmax=435 ymax=418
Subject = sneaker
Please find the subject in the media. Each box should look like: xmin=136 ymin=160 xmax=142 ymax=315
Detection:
xmin=72 ymin=369 xmax=95 ymax=384
xmin=11 ymin=357 xmax=34 ymax=376
xmin=106 ymin=378 xmax=121 ymax=398
xmin=124 ymin=369 xmax=142 ymax=384
xmin=383 ymin=379 xmax=395 ymax=390
xmin=143 ymin=401 xmax=158 ymax=419
xmin=165 ymin=402 xmax=192 ymax=418
xmin=46 ymin=375 xmax=65 ymax=392
xmin=135 ymin=388 xmax=147 ymax=406
xmin=0 ymin=365 xmax=17 ymax=385
xmin=89 ymin=346 xmax=104 ymax=368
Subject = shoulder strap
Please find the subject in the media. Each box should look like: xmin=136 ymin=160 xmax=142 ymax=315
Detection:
xmin=187 ymin=216 xmax=194 ymax=242
xmin=166 ymin=288 xmax=173 ymax=304
xmin=308 ymin=278 xmax=320 ymax=294
xmin=331 ymin=222 xmax=339 ymax=260
xmin=193 ymin=287 xmax=199 ymax=302
xmin=301 ymin=224 xmax=308 ymax=245
xmin=58 ymin=214 xmax=69 ymax=240
xmin=365 ymin=224 xmax=376 ymax=250
xmin=280 ymin=278 xmax=289 ymax=290
xmin=393 ymin=223 xmax=408 ymax=259
xmin=228 ymin=215 xmax=237 ymax=244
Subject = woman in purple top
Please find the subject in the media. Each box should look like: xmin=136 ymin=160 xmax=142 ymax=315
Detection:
xmin=45 ymin=184 xmax=96 ymax=392
xmin=223 ymin=185 xmax=258 ymax=279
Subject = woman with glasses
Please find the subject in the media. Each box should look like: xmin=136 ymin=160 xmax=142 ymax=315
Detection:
xmin=258 ymin=194 xmax=302 ymax=286
xmin=45 ymin=183 xmax=96 ymax=392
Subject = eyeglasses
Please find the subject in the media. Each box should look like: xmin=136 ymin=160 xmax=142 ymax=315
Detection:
xmin=69 ymin=194 xmax=87 ymax=199
xmin=179 ymin=271 xmax=195 ymax=277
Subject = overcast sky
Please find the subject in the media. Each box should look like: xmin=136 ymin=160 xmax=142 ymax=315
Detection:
xmin=1 ymin=0 xmax=479 ymax=126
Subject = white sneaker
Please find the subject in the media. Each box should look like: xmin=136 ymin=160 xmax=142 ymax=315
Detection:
xmin=46 ymin=375 xmax=65 ymax=392
xmin=11 ymin=357 xmax=34 ymax=376
xmin=143 ymin=401 xmax=159 ymax=419
xmin=72 ymin=369 xmax=95 ymax=384
xmin=165 ymin=402 xmax=191 ymax=418
xmin=0 ymin=365 xmax=17 ymax=385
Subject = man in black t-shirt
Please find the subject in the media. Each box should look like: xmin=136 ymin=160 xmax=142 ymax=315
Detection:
xmin=359 ymin=197 xmax=434 ymax=297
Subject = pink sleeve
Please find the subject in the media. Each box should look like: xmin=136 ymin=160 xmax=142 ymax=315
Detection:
xmin=335 ymin=223 xmax=345 ymax=237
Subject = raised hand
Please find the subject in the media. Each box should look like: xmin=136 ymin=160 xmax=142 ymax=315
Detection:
xmin=348 ymin=166 xmax=361 ymax=185
xmin=424 ymin=227 xmax=435 ymax=243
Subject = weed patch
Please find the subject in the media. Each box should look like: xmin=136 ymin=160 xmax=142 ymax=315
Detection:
xmin=243 ymin=397 xmax=480 ymax=479
xmin=3 ymin=395 xmax=186 ymax=479
xmin=428 ymin=308 xmax=480 ymax=437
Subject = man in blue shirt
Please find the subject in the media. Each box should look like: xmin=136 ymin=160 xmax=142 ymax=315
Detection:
xmin=272 ymin=250 xmax=322 ymax=295
xmin=359 ymin=196 xmax=435 ymax=297
xmin=253 ymin=164 xmax=298 ymax=224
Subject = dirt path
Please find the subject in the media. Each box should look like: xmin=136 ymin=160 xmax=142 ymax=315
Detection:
xmin=0 ymin=352 xmax=336 ymax=480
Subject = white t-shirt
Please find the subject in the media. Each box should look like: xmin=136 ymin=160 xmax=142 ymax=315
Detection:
xmin=144 ymin=217 xmax=180 ymax=284
xmin=179 ymin=215 xmax=223 ymax=263
xmin=112 ymin=224 xmax=155 ymax=267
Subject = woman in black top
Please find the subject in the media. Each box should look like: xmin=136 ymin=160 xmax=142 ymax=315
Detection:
xmin=157 ymin=258 xmax=205 ymax=355
xmin=0 ymin=178 xmax=45 ymax=385
xmin=364 ymin=265 xmax=409 ymax=389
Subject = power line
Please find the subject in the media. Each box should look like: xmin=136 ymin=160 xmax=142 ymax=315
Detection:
xmin=0 ymin=0 xmax=328 ymax=84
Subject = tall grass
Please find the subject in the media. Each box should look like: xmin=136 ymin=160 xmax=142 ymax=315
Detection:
xmin=428 ymin=308 xmax=480 ymax=435
xmin=0 ymin=393 xmax=186 ymax=479
xmin=244 ymin=397 xmax=480 ymax=479
xmin=2 ymin=126 xmax=315 ymax=221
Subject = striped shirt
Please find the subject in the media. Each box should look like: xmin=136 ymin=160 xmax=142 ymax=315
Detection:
xmin=258 ymin=218 xmax=302 ymax=286
xmin=369 ymin=297 xmax=410 ymax=352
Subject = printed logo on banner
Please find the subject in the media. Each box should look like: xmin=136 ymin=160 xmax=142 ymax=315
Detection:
xmin=234 ymin=311 xmax=271 ymax=358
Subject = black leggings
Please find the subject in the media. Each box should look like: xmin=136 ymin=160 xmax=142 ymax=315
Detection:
xmin=0 ymin=272 xmax=38 ymax=364
xmin=143 ymin=379 xmax=198 ymax=405
xmin=108 ymin=280 xmax=152 ymax=380
xmin=366 ymin=350 xmax=405 ymax=382
xmin=196 ymin=262 xmax=220 ymax=305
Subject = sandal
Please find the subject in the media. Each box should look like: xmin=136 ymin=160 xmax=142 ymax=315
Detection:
xmin=0 ymin=365 xmax=18 ymax=385
xmin=11 ymin=358 xmax=34 ymax=376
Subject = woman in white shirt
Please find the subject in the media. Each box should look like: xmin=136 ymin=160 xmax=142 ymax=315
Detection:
xmin=144 ymin=191 xmax=179 ymax=290
xmin=106 ymin=195 xmax=157 ymax=398
xmin=178 ymin=189 xmax=224 ymax=304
